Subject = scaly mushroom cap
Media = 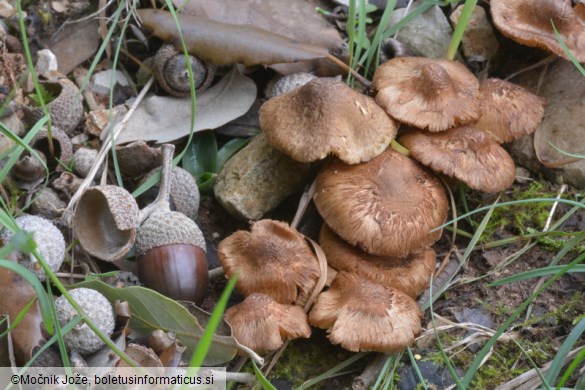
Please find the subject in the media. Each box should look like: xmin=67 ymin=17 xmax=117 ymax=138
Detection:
xmin=313 ymin=148 xmax=448 ymax=258
xmin=218 ymin=220 xmax=320 ymax=306
xmin=319 ymin=225 xmax=436 ymax=299
xmin=259 ymin=78 xmax=398 ymax=164
xmin=373 ymin=57 xmax=480 ymax=132
xmin=491 ymin=0 xmax=585 ymax=63
xmin=225 ymin=293 xmax=311 ymax=354
xmin=475 ymin=78 xmax=546 ymax=143
xmin=400 ymin=126 xmax=516 ymax=193
xmin=309 ymin=272 xmax=422 ymax=353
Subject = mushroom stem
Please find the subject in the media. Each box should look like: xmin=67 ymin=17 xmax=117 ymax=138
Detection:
xmin=139 ymin=144 xmax=174 ymax=223
xmin=390 ymin=139 xmax=410 ymax=156
xmin=208 ymin=266 xmax=225 ymax=279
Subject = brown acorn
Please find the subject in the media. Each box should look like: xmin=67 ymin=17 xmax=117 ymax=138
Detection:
xmin=136 ymin=144 xmax=208 ymax=304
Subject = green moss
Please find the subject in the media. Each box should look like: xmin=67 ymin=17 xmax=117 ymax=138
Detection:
xmin=244 ymin=335 xmax=356 ymax=389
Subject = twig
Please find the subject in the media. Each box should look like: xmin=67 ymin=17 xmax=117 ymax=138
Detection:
xmin=291 ymin=179 xmax=316 ymax=230
xmin=208 ymin=266 xmax=225 ymax=279
xmin=352 ymin=353 xmax=387 ymax=390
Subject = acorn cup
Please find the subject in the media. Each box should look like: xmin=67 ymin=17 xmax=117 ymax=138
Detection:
xmin=136 ymin=144 xmax=208 ymax=304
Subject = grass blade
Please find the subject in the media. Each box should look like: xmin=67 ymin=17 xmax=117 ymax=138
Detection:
xmin=446 ymin=0 xmax=477 ymax=60
xmin=490 ymin=265 xmax=585 ymax=286
xmin=253 ymin=361 xmax=277 ymax=390
xmin=545 ymin=316 xmax=585 ymax=385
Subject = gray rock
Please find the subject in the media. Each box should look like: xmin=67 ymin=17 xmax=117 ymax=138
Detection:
xmin=387 ymin=1 xmax=452 ymax=59
xmin=450 ymin=5 xmax=498 ymax=62
xmin=511 ymin=59 xmax=585 ymax=189
xmin=214 ymin=133 xmax=315 ymax=220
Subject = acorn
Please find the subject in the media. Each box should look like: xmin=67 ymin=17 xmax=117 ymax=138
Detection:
xmin=73 ymin=147 xmax=104 ymax=178
xmin=0 ymin=215 xmax=65 ymax=281
xmin=136 ymin=144 xmax=208 ymax=304
xmin=54 ymin=288 xmax=115 ymax=355
xmin=10 ymin=149 xmax=47 ymax=183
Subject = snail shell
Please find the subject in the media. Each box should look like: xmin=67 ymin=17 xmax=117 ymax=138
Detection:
xmin=154 ymin=44 xmax=215 ymax=97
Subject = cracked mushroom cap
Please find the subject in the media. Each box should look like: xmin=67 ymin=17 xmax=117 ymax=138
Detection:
xmin=475 ymin=78 xmax=546 ymax=143
xmin=491 ymin=0 xmax=585 ymax=63
xmin=313 ymin=147 xmax=448 ymax=258
xmin=259 ymin=78 xmax=398 ymax=164
xmin=400 ymin=126 xmax=516 ymax=193
xmin=225 ymin=293 xmax=311 ymax=354
xmin=372 ymin=57 xmax=480 ymax=132
xmin=319 ymin=225 xmax=436 ymax=299
xmin=218 ymin=219 xmax=320 ymax=306
xmin=309 ymin=271 xmax=422 ymax=353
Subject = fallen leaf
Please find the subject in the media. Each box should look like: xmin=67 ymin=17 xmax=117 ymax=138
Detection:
xmin=136 ymin=9 xmax=329 ymax=66
xmin=171 ymin=0 xmax=343 ymax=52
xmin=113 ymin=66 xmax=256 ymax=144
xmin=74 ymin=279 xmax=255 ymax=365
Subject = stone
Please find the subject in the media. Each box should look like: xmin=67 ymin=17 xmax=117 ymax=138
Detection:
xmin=511 ymin=59 xmax=585 ymax=189
xmin=387 ymin=1 xmax=453 ymax=59
xmin=214 ymin=133 xmax=315 ymax=220
xmin=450 ymin=5 xmax=498 ymax=62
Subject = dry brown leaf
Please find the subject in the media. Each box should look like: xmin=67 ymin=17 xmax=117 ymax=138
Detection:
xmin=171 ymin=0 xmax=343 ymax=52
xmin=136 ymin=9 xmax=329 ymax=67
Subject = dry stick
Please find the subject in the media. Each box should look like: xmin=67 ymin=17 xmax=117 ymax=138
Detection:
xmin=62 ymin=77 xmax=155 ymax=225
xmin=352 ymin=353 xmax=388 ymax=390
xmin=495 ymin=346 xmax=584 ymax=390
xmin=327 ymin=54 xmax=372 ymax=89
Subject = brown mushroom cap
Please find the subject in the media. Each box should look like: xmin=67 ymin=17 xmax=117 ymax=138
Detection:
xmin=218 ymin=219 xmax=320 ymax=306
xmin=491 ymin=0 xmax=585 ymax=63
xmin=319 ymin=225 xmax=436 ymax=299
xmin=259 ymin=78 xmax=398 ymax=164
xmin=225 ymin=293 xmax=311 ymax=354
xmin=400 ymin=126 xmax=516 ymax=193
xmin=372 ymin=57 xmax=480 ymax=132
xmin=313 ymin=147 xmax=448 ymax=258
xmin=475 ymin=78 xmax=546 ymax=143
xmin=309 ymin=271 xmax=422 ymax=353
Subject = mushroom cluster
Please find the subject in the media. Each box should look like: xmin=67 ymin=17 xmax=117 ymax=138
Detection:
xmin=219 ymin=48 xmax=546 ymax=354
xmin=218 ymin=220 xmax=319 ymax=354
xmin=373 ymin=56 xmax=545 ymax=193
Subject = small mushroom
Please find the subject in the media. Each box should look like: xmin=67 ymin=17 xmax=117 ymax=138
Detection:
xmin=309 ymin=271 xmax=422 ymax=353
xmin=313 ymin=147 xmax=448 ymax=258
xmin=400 ymin=126 xmax=516 ymax=193
xmin=225 ymin=293 xmax=311 ymax=354
xmin=218 ymin=219 xmax=320 ymax=306
xmin=72 ymin=185 xmax=140 ymax=261
xmin=490 ymin=0 xmax=585 ymax=62
xmin=259 ymin=78 xmax=397 ymax=164
xmin=319 ymin=225 xmax=436 ymax=299
xmin=372 ymin=57 xmax=480 ymax=132
xmin=474 ymin=78 xmax=546 ymax=143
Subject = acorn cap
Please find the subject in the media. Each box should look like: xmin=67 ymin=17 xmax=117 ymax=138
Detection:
xmin=309 ymin=271 xmax=422 ymax=353
xmin=73 ymin=147 xmax=104 ymax=178
xmin=136 ymin=209 xmax=206 ymax=256
xmin=373 ymin=57 xmax=480 ymax=132
xmin=30 ymin=127 xmax=73 ymax=171
xmin=259 ymin=78 xmax=398 ymax=164
xmin=22 ymin=74 xmax=84 ymax=136
xmin=400 ymin=126 xmax=516 ymax=193
xmin=140 ymin=166 xmax=200 ymax=220
xmin=115 ymin=141 xmax=162 ymax=179
xmin=0 ymin=215 xmax=65 ymax=281
xmin=491 ymin=0 xmax=585 ymax=63
xmin=313 ymin=148 xmax=448 ymax=258
xmin=475 ymin=78 xmax=546 ymax=143
xmin=54 ymin=288 xmax=115 ymax=355
xmin=73 ymin=185 xmax=140 ymax=261
xmin=31 ymin=187 xmax=66 ymax=219
xmin=319 ymin=224 xmax=436 ymax=299
xmin=218 ymin=219 xmax=320 ymax=306
xmin=225 ymin=293 xmax=311 ymax=354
